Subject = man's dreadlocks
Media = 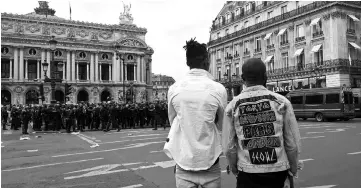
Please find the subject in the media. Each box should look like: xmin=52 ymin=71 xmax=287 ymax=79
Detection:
xmin=183 ymin=37 xmax=208 ymax=61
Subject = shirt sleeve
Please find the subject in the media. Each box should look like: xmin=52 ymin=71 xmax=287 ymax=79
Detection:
xmin=216 ymin=86 xmax=228 ymax=131
xmin=222 ymin=100 xmax=238 ymax=170
xmin=167 ymin=86 xmax=176 ymax=126
xmin=283 ymin=100 xmax=302 ymax=175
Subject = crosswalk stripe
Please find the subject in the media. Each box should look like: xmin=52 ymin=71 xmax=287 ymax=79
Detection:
xmin=119 ymin=184 xmax=143 ymax=188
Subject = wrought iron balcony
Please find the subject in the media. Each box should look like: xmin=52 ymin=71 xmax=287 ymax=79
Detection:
xmin=209 ymin=1 xmax=333 ymax=46
xmin=244 ymin=50 xmax=250 ymax=56
xmin=254 ymin=48 xmax=262 ymax=53
xmin=347 ymin=29 xmax=355 ymax=34
xmin=280 ymin=40 xmax=289 ymax=46
xmin=267 ymin=44 xmax=275 ymax=49
xmin=234 ymin=53 xmax=240 ymax=58
xmin=295 ymin=36 xmax=305 ymax=42
xmin=312 ymin=31 xmax=324 ymax=38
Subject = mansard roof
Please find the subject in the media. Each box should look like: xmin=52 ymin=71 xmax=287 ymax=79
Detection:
xmin=215 ymin=1 xmax=247 ymax=20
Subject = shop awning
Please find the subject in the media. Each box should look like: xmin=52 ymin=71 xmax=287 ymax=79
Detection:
xmin=349 ymin=42 xmax=361 ymax=49
xmin=294 ymin=48 xmax=304 ymax=57
xmin=264 ymin=55 xmax=274 ymax=63
xmin=264 ymin=33 xmax=272 ymax=40
xmin=348 ymin=14 xmax=360 ymax=21
xmin=311 ymin=44 xmax=322 ymax=52
xmin=310 ymin=17 xmax=321 ymax=26
xmin=277 ymin=28 xmax=287 ymax=36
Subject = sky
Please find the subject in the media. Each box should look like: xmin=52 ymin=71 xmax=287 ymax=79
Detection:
xmin=1 ymin=0 xmax=226 ymax=81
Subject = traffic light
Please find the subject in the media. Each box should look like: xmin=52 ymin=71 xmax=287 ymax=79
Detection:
xmin=39 ymin=83 xmax=44 ymax=97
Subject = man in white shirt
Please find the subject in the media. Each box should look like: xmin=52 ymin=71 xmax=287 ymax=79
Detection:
xmin=163 ymin=38 xmax=227 ymax=188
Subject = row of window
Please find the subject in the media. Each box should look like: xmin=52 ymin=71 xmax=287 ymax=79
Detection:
xmin=0 ymin=59 xmax=137 ymax=81
xmin=1 ymin=47 xmax=135 ymax=61
xmin=290 ymin=93 xmax=355 ymax=105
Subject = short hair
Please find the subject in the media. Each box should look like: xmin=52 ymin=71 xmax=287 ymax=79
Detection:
xmin=242 ymin=58 xmax=266 ymax=82
xmin=183 ymin=38 xmax=208 ymax=67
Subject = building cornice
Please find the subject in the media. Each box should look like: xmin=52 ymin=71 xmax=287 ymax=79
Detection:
xmin=1 ymin=12 xmax=147 ymax=34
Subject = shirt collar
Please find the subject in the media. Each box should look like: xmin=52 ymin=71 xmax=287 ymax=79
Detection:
xmin=186 ymin=69 xmax=214 ymax=80
xmin=241 ymin=85 xmax=268 ymax=93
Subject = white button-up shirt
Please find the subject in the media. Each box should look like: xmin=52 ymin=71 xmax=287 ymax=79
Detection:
xmin=163 ymin=69 xmax=227 ymax=171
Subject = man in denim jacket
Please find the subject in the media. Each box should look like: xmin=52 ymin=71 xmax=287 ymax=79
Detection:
xmin=222 ymin=58 xmax=301 ymax=188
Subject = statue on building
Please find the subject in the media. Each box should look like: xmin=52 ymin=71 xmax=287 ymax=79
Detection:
xmin=119 ymin=1 xmax=134 ymax=25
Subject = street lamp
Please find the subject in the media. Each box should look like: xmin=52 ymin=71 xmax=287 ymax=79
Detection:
xmin=115 ymin=43 xmax=126 ymax=103
xmin=41 ymin=35 xmax=62 ymax=104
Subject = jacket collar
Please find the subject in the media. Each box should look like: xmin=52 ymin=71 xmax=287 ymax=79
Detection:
xmin=241 ymin=85 xmax=268 ymax=93
xmin=186 ymin=68 xmax=214 ymax=80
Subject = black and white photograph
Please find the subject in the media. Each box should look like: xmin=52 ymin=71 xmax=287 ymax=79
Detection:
xmin=1 ymin=1 xmax=361 ymax=188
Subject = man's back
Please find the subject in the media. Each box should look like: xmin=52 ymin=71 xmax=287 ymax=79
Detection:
xmin=165 ymin=68 xmax=227 ymax=171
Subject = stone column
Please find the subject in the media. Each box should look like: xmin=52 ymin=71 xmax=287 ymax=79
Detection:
xmin=72 ymin=52 xmax=76 ymax=81
xmin=76 ymin=62 xmax=79 ymax=81
xmin=25 ymin=59 xmax=28 ymax=80
xmin=14 ymin=48 xmax=18 ymax=80
xmin=137 ymin=56 xmax=141 ymax=82
xmin=99 ymin=64 xmax=102 ymax=81
xmin=62 ymin=61 xmax=66 ymax=80
xmin=95 ymin=53 xmax=99 ymax=82
xmin=41 ymin=50 xmax=45 ymax=80
xmin=9 ymin=59 xmax=13 ymax=79
xmin=90 ymin=53 xmax=94 ymax=82
xmin=86 ymin=62 xmax=90 ymax=81
xmin=120 ymin=58 xmax=123 ymax=82
xmin=37 ymin=60 xmax=40 ymax=79
xmin=46 ymin=51 xmax=51 ymax=77
xmin=125 ymin=64 xmax=128 ymax=81
xmin=113 ymin=52 xmax=117 ymax=82
xmin=66 ymin=51 xmax=71 ymax=81
xmin=19 ymin=48 xmax=24 ymax=81
xmin=109 ymin=64 xmax=112 ymax=81
xmin=134 ymin=64 xmax=137 ymax=81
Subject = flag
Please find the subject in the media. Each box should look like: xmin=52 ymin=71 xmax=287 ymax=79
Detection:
xmin=349 ymin=53 xmax=352 ymax=66
xmin=69 ymin=2 xmax=72 ymax=20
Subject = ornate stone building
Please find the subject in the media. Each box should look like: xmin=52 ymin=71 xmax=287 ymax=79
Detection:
xmin=152 ymin=73 xmax=175 ymax=101
xmin=1 ymin=2 xmax=154 ymax=105
xmin=208 ymin=1 xmax=361 ymax=100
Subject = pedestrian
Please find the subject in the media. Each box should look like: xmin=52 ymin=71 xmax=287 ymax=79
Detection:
xmin=163 ymin=38 xmax=227 ymax=188
xmin=222 ymin=58 xmax=302 ymax=188
xmin=2 ymin=106 xmax=9 ymax=130
xmin=21 ymin=108 xmax=31 ymax=134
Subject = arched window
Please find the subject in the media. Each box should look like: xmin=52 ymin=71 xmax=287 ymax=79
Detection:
xmin=79 ymin=52 xmax=87 ymax=58
xmin=29 ymin=48 xmax=37 ymax=56
xmin=55 ymin=50 xmax=62 ymax=57
xmin=102 ymin=53 xmax=109 ymax=60
xmin=1 ymin=47 xmax=9 ymax=55
xmin=127 ymin=55 xmax=133 ymax=60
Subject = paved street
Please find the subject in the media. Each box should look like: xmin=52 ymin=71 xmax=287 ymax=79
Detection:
xmin=2 ymin=119 xmax=361 ymax=188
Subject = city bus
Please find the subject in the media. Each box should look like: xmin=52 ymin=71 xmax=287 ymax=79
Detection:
xmin=286 ymin=87 xmax=355 ymax=122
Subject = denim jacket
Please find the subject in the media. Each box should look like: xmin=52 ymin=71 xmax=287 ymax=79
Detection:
xmin=222 ymin=85 xmax=301 ymax=174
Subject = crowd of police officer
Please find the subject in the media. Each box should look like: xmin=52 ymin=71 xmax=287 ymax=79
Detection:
xmin=1 ymin=101 xmax=169 ymax=134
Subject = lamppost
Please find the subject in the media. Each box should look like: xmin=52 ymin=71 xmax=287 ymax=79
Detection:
xmin=42 ymin=36 xmax=63 ymax=104
xmin=223 ymin=55 xmax=237 ymax=101
xmin=114 ymin=43 xmax=126 ymax=103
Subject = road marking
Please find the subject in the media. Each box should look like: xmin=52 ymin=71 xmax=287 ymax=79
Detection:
xmin=123 ymin=162 xmax=144 ymax=166
xmin=64 ymin=164 xmax=160 ymax=180
xmin=300 ymin=159 xmax=314 ymax=162
xmin=300 ymin=126 xmax=339 ymax=129
xmin=27 ymin=149 xmax=38 ymax=152
xmin=307 ymin=128 xmax=346 ymax=134
xmin=125 ymin=133 xmax=168 ymax=138
xmin=119 ymin=184 xmax=143 ymax=188
xmin=78 ymin=133 xmax=96 ymax=140
xmin=100 ymin=136 xmax=165 ymax=145
xmin=52 ymin=141 xmax=164 ymax=158
xmin=154 ymin=160 xmax=176 ymax=168
xmin=150 ymin=150 xmax=163 ymax=153
xmin=76 ymin=135 xmax=99 ymax=148
xmin=347 ymin=151 xmax=361 ymax=155
xmin=301 ymin=185 xmax=336 ymax=188
xmin=2 ymin=158 xmax=103 ymax=172
xmin=301 ymin=136 xmax=325 ymax=139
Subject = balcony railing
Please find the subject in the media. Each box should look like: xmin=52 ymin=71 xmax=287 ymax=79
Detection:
xmin=234 ymin=53 xmax=240 ymax=58
xmin=266 ymin=59 xmax=361 ymax=77
xmin=347 ymin=29 xmax=355 ymax=34
xmin=280 ymin=40 xmax=289 ymax=46
xmin=209 ymin=1 xmax=334 ymax=46
xmin=295 ymin=36 xmax=305 ymax=42
xmin=244 ymin=50 xmax=250 ymax=56
xmin=254 ymin=48 xmax=262 ymax=53
xmin=312 ymin=31 xmax=324 ymax=38
xmin=267 ymin=44 xmax=275 ymax=49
